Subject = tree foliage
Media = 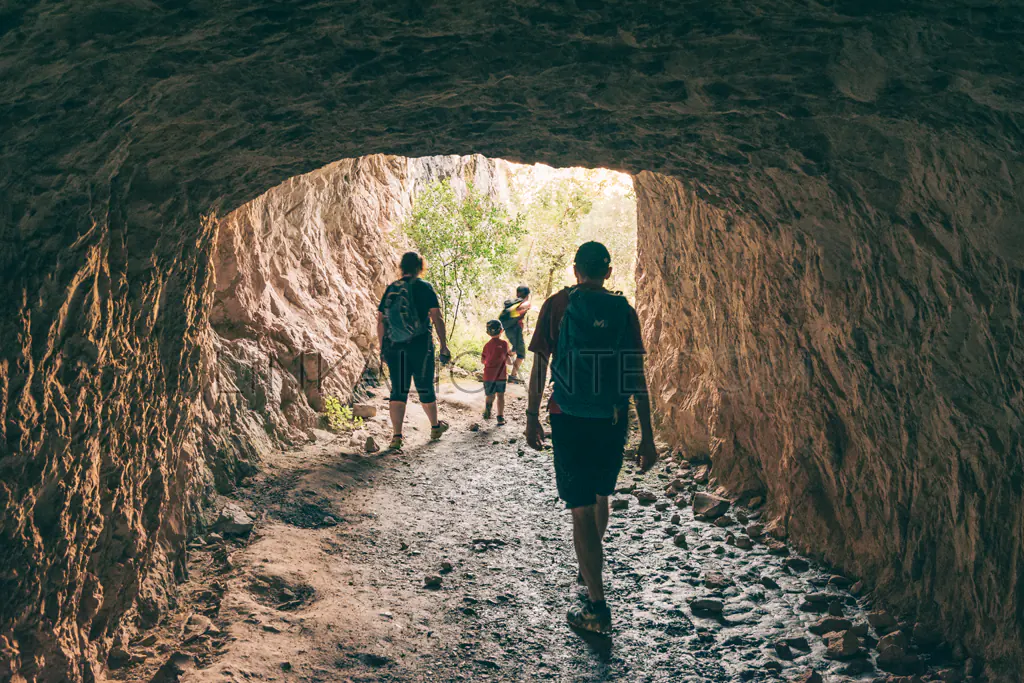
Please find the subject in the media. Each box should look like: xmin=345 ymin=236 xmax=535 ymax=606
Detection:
xmin=402 ymin=179 xmax=525 ymax=338
xmin=519 ymin=177 xmax=597 ymax=299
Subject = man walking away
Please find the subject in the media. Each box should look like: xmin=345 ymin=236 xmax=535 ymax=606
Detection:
xmin=525 ymin=242 xmax=658 ymax=635
xmin=499 ymin=285 xmax=531 ymax=383
xmin=377 ymin=251 xmax=451 ymax=450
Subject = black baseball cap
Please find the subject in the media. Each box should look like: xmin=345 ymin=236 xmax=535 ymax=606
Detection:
xmin=574 ymin=241 xmax=612 ymax=278
xmin=486 ymin=319 xmax=502 ymax=335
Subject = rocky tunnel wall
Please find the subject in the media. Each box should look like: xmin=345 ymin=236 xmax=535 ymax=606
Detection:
xmin=634 ymin=152 xmax=1023 ymax=673
xmin=2 ymin=1 xmax=1023 ymax=680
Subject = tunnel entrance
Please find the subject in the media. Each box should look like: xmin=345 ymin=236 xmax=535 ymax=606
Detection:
xmin=205 ymin=153 xmax=637 ymax=483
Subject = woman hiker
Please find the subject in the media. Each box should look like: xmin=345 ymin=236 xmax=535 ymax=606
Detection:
xmin=377 ymin=251 xmax=451 ymax=449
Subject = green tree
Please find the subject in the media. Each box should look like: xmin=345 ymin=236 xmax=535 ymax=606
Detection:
xmin=520 ymin=177 xmax=597 ymax=299
xmin=579 ymin=185 xmax=637 ymax=299
xmin=402 ymin=179 xmax=525 ymax=338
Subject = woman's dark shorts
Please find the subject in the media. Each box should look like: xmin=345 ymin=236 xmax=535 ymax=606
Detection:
xmin=483 ymin=380 xmax=506 ymax=396
xmin=550 ymin=412 xmax=629 ymax=509
xmin=504 ymin=324 xmax=526 ymax=359
xmin=385 ymin=336 xmax=436 ymax=403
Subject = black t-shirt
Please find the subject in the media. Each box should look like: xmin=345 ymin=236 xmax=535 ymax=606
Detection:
xmin=377 ymin=276 xmax=441 ymax=332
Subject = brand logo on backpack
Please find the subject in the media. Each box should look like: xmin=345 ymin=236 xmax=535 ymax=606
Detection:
xmin=551 ymin=287 xmax=639 ymax=419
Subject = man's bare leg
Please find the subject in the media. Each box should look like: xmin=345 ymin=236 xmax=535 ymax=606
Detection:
xmin=572 ymin=504 xmax=605 ymax=603
xmin=510 ymin=356 xmax=524 ymax=380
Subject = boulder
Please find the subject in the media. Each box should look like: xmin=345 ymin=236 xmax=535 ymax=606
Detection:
xmin=364 ymin=436 xmax=379 ymax=453
xmin=791 ymin=670 xmax=822 ymax=683
xmin=215 ymin=503 xmax=255 ymax=536
xmin=810 ymin=617 xmax=853 ymax=635
xmin=823 ymin=629 xmax=859 ymax=659
xmin=633 ymin=489 xmax=657 ymax=504
xmin=351 ymin=403 xmax=377 ymax=418
xmin=867 ymin=610 xmax=898 ymax=633
xmin=611 ymin=498 xmax=630 ymax=511
xmin=691 ymin=492 xmax=730 ymax=519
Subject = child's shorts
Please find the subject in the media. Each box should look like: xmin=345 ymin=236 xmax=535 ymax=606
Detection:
xmin=483 ymin=380 xmax=506 ymax=396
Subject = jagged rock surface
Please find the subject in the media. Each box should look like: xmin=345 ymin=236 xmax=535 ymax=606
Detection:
xmin=635 ymin=167 xmax=1023 ymax=676
xmin=1 ymin=2 xmax=1022 ymax=680
xmin=204 ymin=153 xmax=509 ymax=488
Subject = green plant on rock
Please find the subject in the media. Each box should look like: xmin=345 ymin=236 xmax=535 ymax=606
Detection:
xmin=323 ymin=396 xmax=363 ymax=432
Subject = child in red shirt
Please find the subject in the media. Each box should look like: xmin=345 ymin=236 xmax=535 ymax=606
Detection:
xmin=481 ymin=320 xmax=511 ymax=425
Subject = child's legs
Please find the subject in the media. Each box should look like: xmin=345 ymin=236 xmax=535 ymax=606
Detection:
xmin=496 ymin=392 xmax=505 ymax=416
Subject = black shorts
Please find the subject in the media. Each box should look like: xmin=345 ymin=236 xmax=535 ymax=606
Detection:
xmin=483 ymin=380 xmax=506 ymax=396
xmin=385 ymin=336 xmax=436 ymax=403
xmin=504 ymin=324 xmax=526 ymax=359
xmin=550 ymin=412 xmax=628 ymax=509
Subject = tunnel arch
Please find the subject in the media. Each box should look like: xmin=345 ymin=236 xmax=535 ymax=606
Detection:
xmin=2 ymin=2 xmax=1023 ymax=680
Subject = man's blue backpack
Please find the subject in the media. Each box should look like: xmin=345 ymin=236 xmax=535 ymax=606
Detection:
xmin=551 ymin=287 xmax=636 ymax=419
xmin=383 ymin=278 xmax=429 ymax=344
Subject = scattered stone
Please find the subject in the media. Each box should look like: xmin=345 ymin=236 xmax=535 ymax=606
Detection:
xmin=423 ymin=575 xmax=443 ymax=589
xmin=784 ymin=557 xmax=810 ymax=572
xmin=675 ymin=496 xmax=688 ymax=509
xmin=792 ymin=669 xmax=822 ymax=683
xmin=692 ymin=465 xmax=710 ymax=484
xmin=670 ymin=513 xmax=681 ymax=525
xmin=182 ymin=614 xmax=212 ymax=643
xmin=804 ymin=592 xmax=831 ymax=604
xmin=773 ymin=642 xmax=794 ymax=660
xmin=611 ymin=498 xmax=630 ymax=511
xmin=785 ymin=636 xmax=811 ymax=651
xmin=878 ymin=631 xmax=908 ymax=652
xmin=809 ymin=617 xmax=853 ymax=635
xmin=799 ymin=600 xmax=829 ymax=614
xmin=215 ymin=503 xmax=255 ymax=536
xmin=351 ymin=403 xmax=377 ymax=418
xmin=823 ymin=629 xmax=860 ymax=659
xmin=689 ymin=597 xmax=724 ymax=614
xmin=828 ymin=600 xmax=845 ymax=617
xmin=322 ymin=515 xmax=338 ymax=526
xmin=205 ymin=533 xmax=224 ymax=544
xmin=731 ymin=534 xmax=753 ymax=550
xmin=280 ymin=661 xmax=292 ymax=672
xmin=633 ymin=489 xmax=657 ymax=504
xmin=713 ymin=515 xmax=735 ymax=527
xmin=735 ymin=510 xmax=749 ymax=524
xmin=672 ymin=532 xmax=688 ymax=549
xmin=868 ymin=610 xmax=898 ymax=633
xmin=137 ymin=634 xmax=158 ymax=647
xmin=759 ymin=576 xmax=780 ymax=590
xmin=364 ymin=436 xmax=379 ymax=453
xmin=935 ymin=669 xmax=964 ymax=682
xmin=469 ymin=423 xmax=480 ymax=432
xmin=827 ymin=574 xmax=853 ymax=589
xmin=704 ymin=573 xmax=733 ymax=590
xmin=850 ymin=580 xmax=865 ymax=596
xmin=765 ymin=538 xmax=789 ymax=556
xmin=692 ymin=492 xmax=730 ymax=519
xmin=748 ymin=496 xmax=764 ymax=509
xmin=654 ymin=501 xmax=670 ymax=512
xmin=745 ymin=523 xmax=764 ymax=537
xmin=440 ymin=560 xmax=453 ymax=573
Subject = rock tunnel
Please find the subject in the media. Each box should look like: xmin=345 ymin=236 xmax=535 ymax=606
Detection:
xmin=1 ymin=2 xmax=1022 ymax=680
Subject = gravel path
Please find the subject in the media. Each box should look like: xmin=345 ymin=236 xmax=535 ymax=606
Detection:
xmin=118 ymin=386 xmax=960 ymax=683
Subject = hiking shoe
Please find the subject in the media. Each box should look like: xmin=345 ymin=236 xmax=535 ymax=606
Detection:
xmin=388 ymin=435 xmax=404 ymax=450
xmin=429 ymin=421 xmax=450 ymax=441
xmin=496 ymin=415 xmax=506 ymax=426
xmin=483 ymin=406 xmax=492 ymax=420
xmin=567 ymin=601 xmax=612 ymax=635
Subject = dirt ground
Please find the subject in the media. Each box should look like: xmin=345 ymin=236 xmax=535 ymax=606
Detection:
xmin=116 ymin=382 xmax=962 ymax=683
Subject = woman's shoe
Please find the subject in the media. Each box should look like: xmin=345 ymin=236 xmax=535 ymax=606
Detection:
xmin=429 ymin=421 xmax=450 ymax=441
xmin=388 ymin=435 xmax=404 ymax=450
xmin=496 ymin=415 xmax=506 ymax=426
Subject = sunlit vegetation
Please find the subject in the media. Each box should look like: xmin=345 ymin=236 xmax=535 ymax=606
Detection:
xmin=402 ymin=164 xmax=635 ymax=374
